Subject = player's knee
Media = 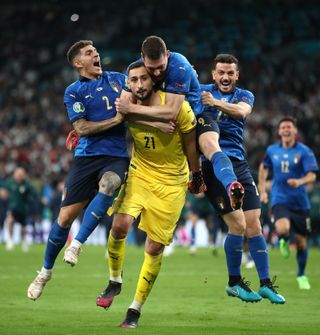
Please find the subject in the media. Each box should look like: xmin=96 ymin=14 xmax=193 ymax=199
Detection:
xmin=245 ymin=221 xmax=262 ymax=237
xmin=57 ymin=211 xmax=74 ymax=228
xmin=99 ymin=171 xmax=121 ymax=195
xmin=199 ymin=133 xmax=220 ymax=159
xmin=296 ymin=237 xmax=307 ymax=250
xmin=112 ymin=215 xmax=132 ymax=238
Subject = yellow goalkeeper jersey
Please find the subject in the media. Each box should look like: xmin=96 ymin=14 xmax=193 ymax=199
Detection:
xmin=128 ymin=91 xmax=196 ymax=185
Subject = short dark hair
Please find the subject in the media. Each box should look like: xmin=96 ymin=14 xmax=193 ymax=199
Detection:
xmin=278 ymin=116 xmax=298 ymax=128
xmin=213 ymin=54 xmax=239 ymax=70
xmin=141 ymin=35 xmax=167 ymax=60
xmin=127 ymin=60 xmax=145 ymax=75
xmin=67 ymin=40 xmax=93 ymax=66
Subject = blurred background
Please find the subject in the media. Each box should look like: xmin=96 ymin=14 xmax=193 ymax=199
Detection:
xmin=0 ymin=0 xmax=319 ymax=250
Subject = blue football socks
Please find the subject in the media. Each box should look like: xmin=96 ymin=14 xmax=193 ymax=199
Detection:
xmin=248 ymin=234 xmax=269 ymax=280
xmin=224 ymin=233 xmax=243 ymax=276
xmin=75 ymin=193 xmax=113 ymax=244
xmin=297 ymin=248 xmax=308 ymax=276
xmin=210 ymin=152 xmax=236 ymax=192
xmin=44 ymin=221 xmax=70 ymax=269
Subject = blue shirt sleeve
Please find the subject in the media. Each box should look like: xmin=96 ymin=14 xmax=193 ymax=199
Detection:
xmin=302 ymin=147 xmax=319 ymax=173
xmin=235 ymin=89 xmax=254 ymax=107
xmin=64 ymin=84 xmax=86 ymax=123
xmin=165 ymin=64 xmax=192 ymax=95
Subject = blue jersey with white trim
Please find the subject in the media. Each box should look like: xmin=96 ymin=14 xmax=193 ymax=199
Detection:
xmin=64 ymin=71 xmax=128 ymax=158
xmin=263 ymin=142 xmax=318 ymax=210
xmin=127 ymin=52 xmax=202 ymax=115
xmin=200 ymin=83 xmax=254 ymax=160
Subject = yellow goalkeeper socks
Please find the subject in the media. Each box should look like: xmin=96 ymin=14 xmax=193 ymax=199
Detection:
xmin=108 ymin=232 xmax=126 ymax=282
xmin=134 ymin=252 xmax=163 ymax=304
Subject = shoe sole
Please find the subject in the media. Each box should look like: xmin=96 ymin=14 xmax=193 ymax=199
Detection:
xmin=230 ymin=184 xmax=245 ymax=210
xmin=63 ymin=258 xmax=77 ymax=267
xmin=226 ymin=290 xmax=261 ymax=303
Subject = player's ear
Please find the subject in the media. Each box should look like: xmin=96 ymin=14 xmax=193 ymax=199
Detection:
xmin=73 ymin=58 xmax=83 ymax=70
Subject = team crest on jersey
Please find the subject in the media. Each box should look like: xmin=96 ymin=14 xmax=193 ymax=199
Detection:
xmin=110 ymin=81 xmax=120 ymax=93
xmin=293 ymin=154 xmax=300 ymax=164
xmin=73 ymin=102 xmax=85 ymax=113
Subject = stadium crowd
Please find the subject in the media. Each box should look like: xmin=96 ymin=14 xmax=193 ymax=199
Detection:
xmin=1 ymin=0 xmax=320 ymax=245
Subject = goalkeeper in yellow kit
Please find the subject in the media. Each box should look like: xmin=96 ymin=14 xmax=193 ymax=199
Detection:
xmin=96 ymin=60 xmax=206 ymax=328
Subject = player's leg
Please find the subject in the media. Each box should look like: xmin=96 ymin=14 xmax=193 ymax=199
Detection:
xmin=5 ymin=211 xmax=15 ymax=250
xmin=245 ymin=209 xmax=285 ymax=304
xmin=197 ymin=113 xmax=244 ymax=210
xmin=296 ymin=233 xmax=310 ymax=289
xmin=189 ymin=212 xmax=198 ymax=255
xmin=28 ymin=157 xmax=96 ymax=300
xmin=120 ymin=181 xmax=186 ymax=328
xmin=64 ymin=157 xmax=129 ymax=266
xmin=273 ymin=205 xmax=291 ymax=258
xmin=120 ymin=237 xmax=164 ymax=329
xmin=27 ymin=202 xmax=86 ymax=300
xmin=294 ymin=211 xmax=311 ymax=289
xmin=202 ymin=162 xmax=260 ymax=302
xmin=96 ymin=213 xmax=135 ymax=308
xmin=96 ymin=174 xmax=142 ymax=309
xmin=223 ymin=211 xmax=261 ymax=302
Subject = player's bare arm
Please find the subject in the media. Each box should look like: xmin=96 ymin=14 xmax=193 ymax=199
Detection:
xmin=287 ymin=171 xmax=317 ymax=188
xmin=258 ymin=163 xmax=269 ymax=204
xmin=181 ymin=129 xmax=201 ymax=172
xmin=72 ymin=113 xmax=124 ymax=136
xmin=116 ymin=90 xmax=184 ymax=121
xmin=202 ymin=91 xmax=252 ymax=119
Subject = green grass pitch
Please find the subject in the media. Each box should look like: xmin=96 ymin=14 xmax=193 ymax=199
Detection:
xmin=0 ymin=244 xmax=319 ymax=335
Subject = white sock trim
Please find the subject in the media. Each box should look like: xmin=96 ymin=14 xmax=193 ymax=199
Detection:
xmin=129 ymin=300 xmax=143 ymax=312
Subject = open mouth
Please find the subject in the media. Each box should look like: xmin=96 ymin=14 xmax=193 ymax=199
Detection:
xmin=93 ymin=61 xmax=101 ymax=68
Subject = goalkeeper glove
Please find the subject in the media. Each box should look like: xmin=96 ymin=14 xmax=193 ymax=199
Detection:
xmin=66 ymin=130 xmax=79 ymax=151
xmin=188 ymin=170 xmax=207 ymax=194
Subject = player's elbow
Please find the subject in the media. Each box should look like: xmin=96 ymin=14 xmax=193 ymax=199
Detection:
xmin=308 ymin=172 xmax=317 ymax=183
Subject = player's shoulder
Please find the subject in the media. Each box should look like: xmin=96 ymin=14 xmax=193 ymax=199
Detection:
xmin=296 ymin=141 xmax=313 ymax=153
xmin=168 ymin=52 xmax=192 ymax=69
xmin=103 ymin=71 xmax=126 ymax=80
xmin=267 ymin=142 xmax=281 ymax=152
xmin=234 ymin=86 xmax=254 ymax=99
xmin=65 ymin=79 xmax=82 ymax=94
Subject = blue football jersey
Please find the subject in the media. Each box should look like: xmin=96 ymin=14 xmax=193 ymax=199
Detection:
xmin=263 ymin=142 xmax=318 ymax=210
xmin=127 ymin=52 xmax=202 ymax=115
xmin=64 ymin=71 xmax=128 ymax=158
xmin=201 ymin=83 xmax=254 ymax=160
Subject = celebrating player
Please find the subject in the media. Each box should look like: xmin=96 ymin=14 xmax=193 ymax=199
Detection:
xmin=96 ymin=61 xmax=203 ymax=328
xmin=27 ymin=40 xmax=129 ymax=300
xmin=259 ymin=116 xmax=318 ymax=290
xmin=116 ymin=36 xmax=244 ymax=210
xmin=200 ymin=54 xmax=285 ymax=303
